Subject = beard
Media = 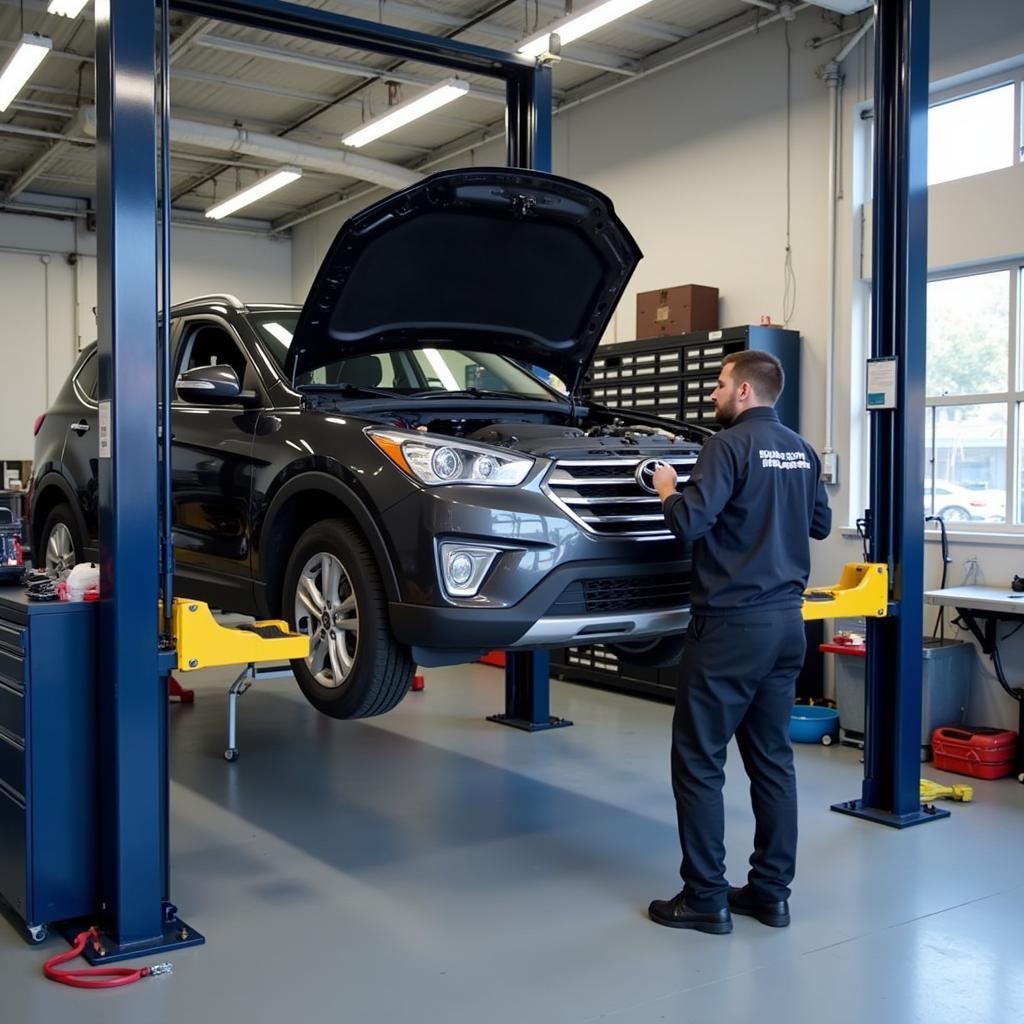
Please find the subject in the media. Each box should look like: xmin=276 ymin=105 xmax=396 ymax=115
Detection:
xmin=713 ymin=401 xmax=735 ymax=426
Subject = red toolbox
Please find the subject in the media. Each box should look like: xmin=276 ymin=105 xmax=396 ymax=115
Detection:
xmin=931 ymin=726 xmax=1018 ymax=780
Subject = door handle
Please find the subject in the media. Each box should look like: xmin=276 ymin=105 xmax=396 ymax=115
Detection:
xmin=70 ymin=420 xmax=90 ymax=435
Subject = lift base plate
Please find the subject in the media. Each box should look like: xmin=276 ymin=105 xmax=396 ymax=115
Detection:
xmin=830 ymin=798 xmax=950 ymax=828
xmin=58 ymin=915 xmax=205 ymax=965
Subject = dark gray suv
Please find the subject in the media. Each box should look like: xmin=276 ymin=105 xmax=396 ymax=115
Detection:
xmin=28 ymin=168 xmax=702 ymax=719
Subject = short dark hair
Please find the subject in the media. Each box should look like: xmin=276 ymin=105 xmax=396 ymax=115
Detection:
xmin=723 ymin=350 xmax=784 ymax=404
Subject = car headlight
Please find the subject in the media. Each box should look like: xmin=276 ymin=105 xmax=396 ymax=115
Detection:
xmin=367 ymin=429 xmax=533 ymax=486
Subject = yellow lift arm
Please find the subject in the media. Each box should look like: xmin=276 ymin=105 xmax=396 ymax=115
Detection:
xmin=168 ymin=599 xmax=309 ymax=672
xmin=802 ymin=562 xmax=889 ymax=622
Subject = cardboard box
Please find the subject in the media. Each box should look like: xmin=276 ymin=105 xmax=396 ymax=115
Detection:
xmin=636 ymin=285 xmax=718 ymax=339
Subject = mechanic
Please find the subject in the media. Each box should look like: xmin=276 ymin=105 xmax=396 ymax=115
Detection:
xmin=647 ymin=349 xmax=831 ymax=935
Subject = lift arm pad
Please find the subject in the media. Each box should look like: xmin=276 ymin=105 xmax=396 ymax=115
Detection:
xmin=801 ymin=562 xmax=888 ymax=621
xmin=170 ymin=599 xmax=309 ymax=671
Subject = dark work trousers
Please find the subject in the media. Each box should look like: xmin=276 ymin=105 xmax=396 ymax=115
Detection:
xmin=671 ymin=607 xmax=806 ymax=912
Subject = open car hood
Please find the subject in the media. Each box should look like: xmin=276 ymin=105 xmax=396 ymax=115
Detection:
xmin=287 ymin=167 xmax=642 ymax=395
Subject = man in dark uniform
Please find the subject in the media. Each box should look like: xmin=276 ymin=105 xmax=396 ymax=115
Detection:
xmin=647 ymin=349 xmax=831 ymax=935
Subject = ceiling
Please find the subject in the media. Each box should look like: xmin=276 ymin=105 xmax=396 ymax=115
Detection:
xmin=0 ymin=0 xmax=860 ymax=234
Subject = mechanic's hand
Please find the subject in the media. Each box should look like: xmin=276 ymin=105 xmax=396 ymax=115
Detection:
xmin=652 ymin=462 xmax=678 ymax=499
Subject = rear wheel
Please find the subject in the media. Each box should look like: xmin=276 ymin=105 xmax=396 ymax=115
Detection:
xmin=39 ymin=504 xmax=82 ymax=575
xmin=283 ymin=519 xmax=413 ymax=719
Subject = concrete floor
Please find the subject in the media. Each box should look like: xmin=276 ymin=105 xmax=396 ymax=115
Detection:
xmin=2 ymin=662 xmax=1023 ymax=1023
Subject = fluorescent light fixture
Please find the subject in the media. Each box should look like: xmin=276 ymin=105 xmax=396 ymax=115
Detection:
xmin=518 ymin=0 xmax=656 ymax=58
xmin=48 ymin=0 xmax=91 ymax=16
xmin=204 ymin=167 xmax=302 ymax=220
xmin=0 ymin=34 xmax=52 ymax=113
xmin=343 ymin=78 xmax=469 ymax=149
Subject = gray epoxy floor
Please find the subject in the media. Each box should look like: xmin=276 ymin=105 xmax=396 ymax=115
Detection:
xmin=3 ymin=663 xmax=1023 ymax=1023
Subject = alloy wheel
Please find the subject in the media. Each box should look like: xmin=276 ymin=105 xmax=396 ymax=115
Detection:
xmin=294 ymin=552 xmax=359 ymax=688
xmin=45 ymin=523 xmax=76 ymax=574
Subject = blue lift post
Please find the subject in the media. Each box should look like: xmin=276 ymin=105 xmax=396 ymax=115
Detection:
xmin=831 ymin=0 xmax=946 ymax=828
xmin=85 ymin=0 xmax=562 ymax=958
xmin=490 ymin=54 xmax=572 ymax=733
xmin=82 ymin=0 xmax=204 ymax=961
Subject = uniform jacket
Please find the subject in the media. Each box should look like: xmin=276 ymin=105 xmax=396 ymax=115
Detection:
xmin=663 ymin=406 xmax=832 ymax=616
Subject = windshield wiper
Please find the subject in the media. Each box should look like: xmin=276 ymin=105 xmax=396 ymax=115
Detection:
xmin=298 ymin=383 xmax=402 ymax=399
xmin=408 ymin=388 xmax=552 ymax=401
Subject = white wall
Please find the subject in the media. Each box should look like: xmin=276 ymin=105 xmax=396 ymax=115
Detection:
xmin=293 ymin=0 xmax=1024 ymax=729
xmin=0 ymin=211 xmax=291 ymax=461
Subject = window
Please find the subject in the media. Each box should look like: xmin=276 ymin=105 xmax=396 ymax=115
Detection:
xmin=73 ymin=350 xmax=98 ymax=402
xmin=925 ymin=268 xmax=1020 ymax=526
xmin=928 ymin=83 xmax=1016 ymax=186
xmin=176 ymin=321 xmax=250 ymax=388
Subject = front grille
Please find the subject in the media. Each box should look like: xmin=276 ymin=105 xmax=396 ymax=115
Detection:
xmin=544 ymin=455 xmax=697 ymax=537
xmin=548 ymin=574 xmax=691 ymax=615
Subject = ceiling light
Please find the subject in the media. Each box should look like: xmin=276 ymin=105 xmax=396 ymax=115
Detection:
xmin=204 ymin=167 xmax=302 ymax=220
xmin=0 ymin=34 xmax=52 ymax=113
xmin=342 ymin=78 xmax=469 ymax=149
xmin=517 ymin=0 xmax=656 ymax=59
xmin=48 ymin=0 xmax=91 ymax=16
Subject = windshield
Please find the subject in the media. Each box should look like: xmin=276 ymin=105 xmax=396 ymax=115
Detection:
xmin=248 ymin=312 xmax=566 ymax=399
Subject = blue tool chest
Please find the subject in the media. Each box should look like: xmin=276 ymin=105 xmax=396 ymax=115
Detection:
xmin=0 ymin=588 xmax=97 ymax=940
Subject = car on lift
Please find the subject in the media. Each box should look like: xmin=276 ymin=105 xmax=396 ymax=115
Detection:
xmin=27 ymin=167 xmax=705 ymax=720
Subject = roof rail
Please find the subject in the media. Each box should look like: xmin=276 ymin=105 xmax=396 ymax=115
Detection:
xmin=173 ymin=293 xmax=245 ymax=310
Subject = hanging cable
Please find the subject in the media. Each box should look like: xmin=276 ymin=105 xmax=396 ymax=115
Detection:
xmin=782 ymin=21 xmax=797 ymax=326
xmin=44 ymin=928 xmax=172 ymax=989
xmin=925 ymin=514 xmax=951 ymax=639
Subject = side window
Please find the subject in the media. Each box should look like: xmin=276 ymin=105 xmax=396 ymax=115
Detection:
xmin=74 ymin=350 xmax=99 ymax=402
xmin=176 ymin=321 xmax=252 ymax=390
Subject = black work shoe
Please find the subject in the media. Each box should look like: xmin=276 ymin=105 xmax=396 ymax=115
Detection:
xmin=727 ymin=886 xmax=790 ymax=927
xmin=648 ymin=892 xmax=732 ymax=934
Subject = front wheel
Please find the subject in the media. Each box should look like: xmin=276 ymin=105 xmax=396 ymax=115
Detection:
xmin=283 ymin=519 xmax=413 ymax=719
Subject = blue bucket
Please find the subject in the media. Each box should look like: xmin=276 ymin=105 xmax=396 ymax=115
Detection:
xmin=790 ymin=705 xmax=839 ymax=745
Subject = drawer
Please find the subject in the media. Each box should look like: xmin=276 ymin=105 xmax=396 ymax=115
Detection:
xmin=0 ymin=643 xmax=24 ymax=685
xmin=0 ymin=680 xmax=23 ymax=740
xmin=0 ymin=727 xmax=25 ymax=799
xmin=0 ymin=781 xmax=27 ymax=917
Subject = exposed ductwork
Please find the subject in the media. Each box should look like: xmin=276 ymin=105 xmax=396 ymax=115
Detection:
xmin=79 ymin=107 xmax=422 ymax=193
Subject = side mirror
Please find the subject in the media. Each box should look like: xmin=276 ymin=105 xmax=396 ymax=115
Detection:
xmin=176 ymin=364 xmax=244 ymax=404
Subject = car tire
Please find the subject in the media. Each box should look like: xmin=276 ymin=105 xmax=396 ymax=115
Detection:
xmin=608 ymin=633 xmax=687 ymax=668
xmin=283 ymin=518 xmax=414 ymax=719
xmin=936 ymin=505 xmax=970 ymax=522
xmin=39 ymin=504 xmax=83 ymax=575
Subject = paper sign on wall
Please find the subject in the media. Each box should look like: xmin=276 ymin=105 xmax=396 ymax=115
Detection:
xmin=866 ymin=357 xmax=897 ymax=410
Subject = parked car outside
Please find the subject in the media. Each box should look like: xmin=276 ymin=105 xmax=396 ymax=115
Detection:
xmin=926 ymin=480 xmax=1005 ymax=522
xmin=28 ymin=168 xmax=707 ymax=719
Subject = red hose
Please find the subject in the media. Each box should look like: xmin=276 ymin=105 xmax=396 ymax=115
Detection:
xmin=44 ymin=928 xmax=172 ymax=989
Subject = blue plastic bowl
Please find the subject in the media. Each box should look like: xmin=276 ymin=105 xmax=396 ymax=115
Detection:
xmin=789 ymin=705 xmax=839 ymax=745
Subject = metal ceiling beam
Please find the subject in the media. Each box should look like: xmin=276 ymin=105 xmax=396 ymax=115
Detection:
xmin=171 ymin=0 xmax=537 ymax=78
xmin=333 ymin=0 xmax=648 ymax=69
xmin=80 ymin=106 xmax=422 ymax=191
xmin=193 ymin=34 xmax=510 ymax=104
xmin=172 ymin=67 xmax=357 ymax=106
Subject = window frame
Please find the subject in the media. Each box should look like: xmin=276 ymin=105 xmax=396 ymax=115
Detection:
xmin=851 ymin=64 xmax=1024 ymax=536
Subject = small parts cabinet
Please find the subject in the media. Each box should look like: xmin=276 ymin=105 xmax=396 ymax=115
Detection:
xmin=0 ymin=588 xmax=97 ymax=943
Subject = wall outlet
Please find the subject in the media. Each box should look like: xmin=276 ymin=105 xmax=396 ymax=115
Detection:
xmin=821 ymin=451 xmax=839 ymax=486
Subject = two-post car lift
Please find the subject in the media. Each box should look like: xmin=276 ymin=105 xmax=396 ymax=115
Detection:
xmin=84 ymin=0 xmax=936 ymax=965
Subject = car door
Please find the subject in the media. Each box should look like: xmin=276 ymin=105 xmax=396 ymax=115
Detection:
xmin=171 ymin=315 xmax=263 ymax=612
xmin=59 ymin=348 xmax=101 ymax=556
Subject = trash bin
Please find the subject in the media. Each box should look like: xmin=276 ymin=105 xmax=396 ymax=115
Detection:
xmin=823 ymin=636 xmax=972 ymax=760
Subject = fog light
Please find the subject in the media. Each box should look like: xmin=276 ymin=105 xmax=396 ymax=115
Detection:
xmin=438 ymin=542 xmax=502 ymax=598
xmin=449 ymin=552 xmax=473 ymax=586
